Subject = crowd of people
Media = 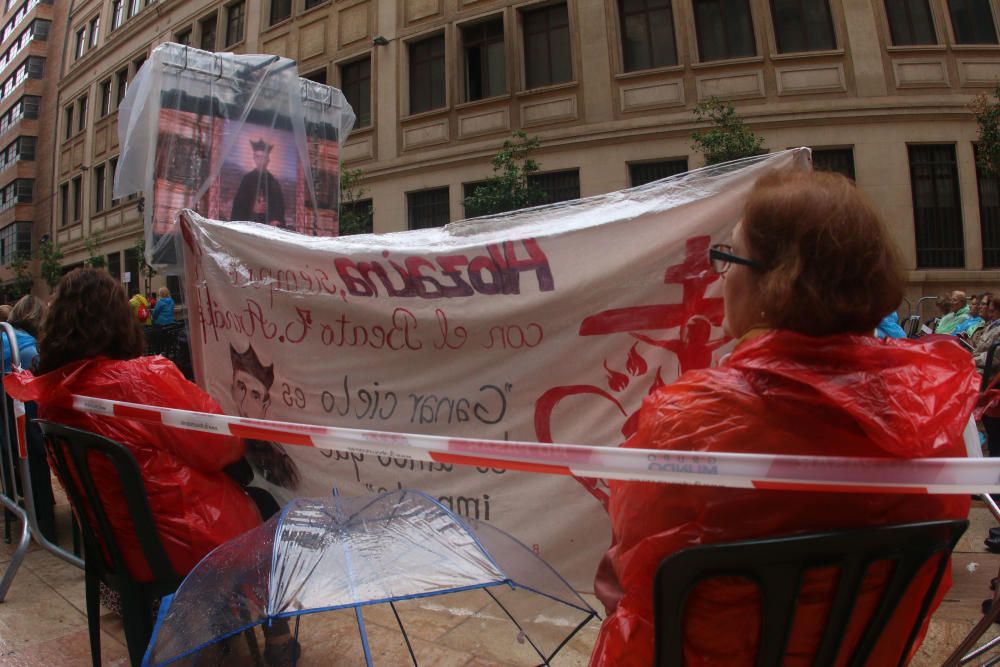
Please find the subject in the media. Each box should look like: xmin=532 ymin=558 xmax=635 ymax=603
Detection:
xmin=0 ymin=169 xmax=985 ymax=665
xmin=127 ymin=287 xmax=175 ymax=327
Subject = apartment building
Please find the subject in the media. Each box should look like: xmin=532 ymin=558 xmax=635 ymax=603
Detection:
xmin=40 ymin=0 xmax=1000 ymax=306
xmin=0 ymin=0 xmax=64 ymax=301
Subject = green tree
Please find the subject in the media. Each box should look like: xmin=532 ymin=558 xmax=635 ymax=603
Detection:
xmin=691 ymin=97 xmax=767 ymax=166
xmin=973 ymin=85 xmax=1000 ymax=175
xmin=7 ymin=253 xmax=32 ymax=298
xmin=38 ymin=239 xmax=64 ymax=290
xmin=463 ymin=131 xmax=547 ymax=218
xmin=84 ymin=231 xmax=106 ymax=269
xmin=338 ymin=168 xmax=373 ymax=236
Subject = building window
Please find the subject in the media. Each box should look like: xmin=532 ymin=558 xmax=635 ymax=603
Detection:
xmin=94 ymin=163 xmax=106 ymax=213
xmin=225 ymin=1 xmax=245 ymax=47
xmin=340 ymin=199 xmax=373 ymax=235
xmin=341 ymin=57 xmax=371 ymax=127
xmin=111 ymin=0 xmax=124 ymax=30
xmin=15 ymin=179 xmax=31 ymax=204
xmin=694 ymin=0 xmax=756 ymax=61
xmin=34 ymin=18 xmax=52 ymax=41
xmin=629 ymin=159 xmax=688 ymax=186
xmin=89 ymin=15 xmax=99 ymax=47
xmin=0 ymin=223 xmax=30 ymax=265
xmin=74 ymin=26 xmax=86 ymax=59
xmin=948 ymin=0 xmax=999 ymax=44
xmin=409 ymin=34 xmax=445 ymax=115
xmin=99 ymin=79 xmax=111 ymax=117
xmin=77 ymin=95 xmax=87 ymax=132
xmin=199 ymin=14 xmax=217 ymax=52
xmin=303 ymin=68 xmax=327 ymax=84
xmin=770 ymin=0 xmax=836 ymax=52
xmin=619 ymin=0 xmax=677 ymax=71
xmin=64 ymin=104 xmax=73 ymax=139
xmin=22 ymin=96 xmax=39 ymax=120
xmin=25 ymin=55 xmax=43 ymax=80
xmin=909 ymin=144 xmax=964 ymax=268
xmin=523 ymin=3 xmax=572 ymax=89
xmin=305 ymin=0 xmax=325 ymax=9
xmin=115 ymin=68 xmax=128 ymax=108
xmin=110 ymin=157 xmax=119 ymax=206
xmin=528 ymin=170 xmax=580 ymax=204
xmin=811 ymin=147 xmax=855 ymax=180
xmin=71 ymin=176 xmax=82 ymax=222
xmin=127 ymin=0 xmax=140 ymax=19
xmin=977 ymin=148 xmax=1000 ymax=268
xmin=17 ymin=136 xmax=34 ymax=161
xmin=407 ymin=187 xmax=450 ymax=229
xmin=175 ymin=28 xmax=191 ymax=46
xmin=884 ymin=0 xmax=936 ymax=45
xmin=59 ymin=182 xmax=68 ymax=226
xmin=270 ymin=0 xmax=291 ymax=26
xmin=463 ymin=17 xmax=506 ymax=101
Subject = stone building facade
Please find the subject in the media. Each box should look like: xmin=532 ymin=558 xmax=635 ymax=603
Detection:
xmin=35 ymin=0 xmax=1000 ymax=312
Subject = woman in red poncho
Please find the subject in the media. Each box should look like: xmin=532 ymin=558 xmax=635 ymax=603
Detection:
xmin=590 ymin=170 xmax=978 ymax=666
xmin=4 ymin=268 xmax=260 ymax=580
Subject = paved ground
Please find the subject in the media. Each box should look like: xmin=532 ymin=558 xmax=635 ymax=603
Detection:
xmin=0 ymin=494 xmax=997 ymax=665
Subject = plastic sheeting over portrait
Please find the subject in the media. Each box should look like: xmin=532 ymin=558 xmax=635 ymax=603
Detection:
xmin=115 ymin=42 xmax=355 ymax=271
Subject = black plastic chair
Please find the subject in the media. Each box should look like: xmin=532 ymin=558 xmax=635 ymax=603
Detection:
xmin=36 ymin=421 xmax=183 ymax=667
xmin=654 ymin=519 xmax=968 ymax=667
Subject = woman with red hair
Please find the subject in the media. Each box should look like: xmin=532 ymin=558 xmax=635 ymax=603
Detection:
xmin=590 ymin=170 xmax=977 ymax=666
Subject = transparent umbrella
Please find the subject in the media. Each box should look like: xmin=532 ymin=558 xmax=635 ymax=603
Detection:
xmin=142 ymin=489 xmax=597 ymax=666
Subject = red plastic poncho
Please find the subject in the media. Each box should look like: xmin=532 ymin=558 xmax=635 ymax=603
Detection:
xmin=4 ymin=356 xmax=260 ymax=581
xmin=591 ymin=330 xmax=977 ymax=667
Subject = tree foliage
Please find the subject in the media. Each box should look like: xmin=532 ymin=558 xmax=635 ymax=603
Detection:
xmin=973 ymin=85 xmax=1000 ymax=176
xmin=38 ymin=239 xmax=64 ymax=289
xmin=338 ymin=168 xmax=373 ymax=236
xmin=7 ymin=253 xmax=32 ymax=298
xmin=691 ymin=97 xmax=767 ymax=166
xmin=84 ymin=232 xmax=106 ymax=269
xmin=133 ymin=236 xmax=157 ymax=282
xmin=463 ymin=131 xmax=547 ymax=218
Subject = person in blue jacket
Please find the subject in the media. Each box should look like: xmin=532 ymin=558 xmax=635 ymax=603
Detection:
xmin=152 ymin=286 xmax=175 ymax=326
xmin=0 ymin=295 xmax=54 ymax=541
xmin=875 ymin=310 xmax=907 ymax=339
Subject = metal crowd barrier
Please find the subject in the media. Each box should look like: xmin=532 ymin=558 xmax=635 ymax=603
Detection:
xmin=0 ymin=322 xmax=81 ymax=602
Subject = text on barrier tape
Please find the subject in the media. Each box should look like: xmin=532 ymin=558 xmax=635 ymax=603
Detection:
xmin=69 ymin=394 xmax=1000 ymax=495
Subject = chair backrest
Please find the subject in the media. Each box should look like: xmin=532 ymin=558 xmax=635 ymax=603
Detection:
xmin=36 ymin=420 xmax=179 ymax=586
xmin=654 ymin=519 xmax=968 ymax=667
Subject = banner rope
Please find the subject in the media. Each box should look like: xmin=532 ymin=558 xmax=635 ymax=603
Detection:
xmin=62 ymin=394 xmax=1000 ymax=495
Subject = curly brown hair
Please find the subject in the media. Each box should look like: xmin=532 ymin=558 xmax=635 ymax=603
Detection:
xmin=37 ymin=268 xmax=144 ymax=375
xmin=742 ymin=169 xmax=905 ymax=336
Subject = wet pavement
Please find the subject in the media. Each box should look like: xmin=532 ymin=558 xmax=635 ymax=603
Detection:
xmin=0 ymin=493 xmax=997 ymax=665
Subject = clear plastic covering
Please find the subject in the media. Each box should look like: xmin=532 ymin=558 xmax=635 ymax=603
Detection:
xmin=143 ymin=490 xmax=595 ymax=666
xmin=115 ymin=42 xmax=355 ymax=272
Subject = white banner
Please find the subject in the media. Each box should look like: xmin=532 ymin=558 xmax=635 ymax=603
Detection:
xmin=180 ymin=149 xmax=811 ymax=588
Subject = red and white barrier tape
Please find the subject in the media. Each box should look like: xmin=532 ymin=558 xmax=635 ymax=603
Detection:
xmin=68 ymin=394 xmax=999 ymax=495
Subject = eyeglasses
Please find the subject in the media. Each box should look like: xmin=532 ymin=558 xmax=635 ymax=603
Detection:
xmin=709 ymin=243 xmax=764 ymax=274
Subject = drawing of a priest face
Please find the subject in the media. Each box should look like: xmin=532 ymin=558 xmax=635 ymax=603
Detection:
xmin=230 ymin=343 xmax=273 ymax=419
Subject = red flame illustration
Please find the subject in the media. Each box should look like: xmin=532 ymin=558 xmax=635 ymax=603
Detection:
xmin=626 ymin=342 xmax=648 ymax=376
xmin=604 ymin=361 xmax=629 ymax=392
xmin=648 ymin=367 xmax=665 ymax=395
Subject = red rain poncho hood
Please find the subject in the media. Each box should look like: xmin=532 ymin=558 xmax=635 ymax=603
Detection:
xmin=591 ymin=331 xmax=977 ymax=667
xmin=5 ymin=356 xmax=260 ymax=581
